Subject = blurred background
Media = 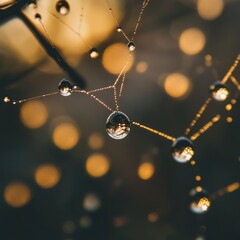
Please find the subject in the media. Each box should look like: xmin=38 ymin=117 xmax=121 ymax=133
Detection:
xmin=0 ymin=0 xmax=240 ymax=239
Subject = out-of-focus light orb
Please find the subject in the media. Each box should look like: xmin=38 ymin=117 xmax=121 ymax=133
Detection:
xmin=106 ymin=111 xmax=131 ymax=140
xmin=210 ymin=82 xmax=229 ymax=101
xmin=103 ymin=43 xmax=134 ymax=75
xmin=226 ymin=117 xmax=233 ymax=123
xmin=148 ymin=212 xmax=159 ymax=223
xmin=56 ymin=0 xmax=70 ymax=16
xmin=179 ymin=28 xmax=206 ymax=55
xmin=88 ymin=133 xmax=105 ymax=150
xmin=63 ymin=220 xmax=76 ymax=234
xmin=138 ymin=162 xmax=155 ymax=180
xmin=86 ymin=153 xmax=110 ymax=178
xmin=225 ymin=104 xmax=232 ymax=111
xmin=190 ymin=188 xmax=211 ymax=214
xmin=136 ymin=61 xmax=148 ymax=73
xmin=83 ymin=193 xmax=101 ymax=212
xmin=113 ymin=216 xmax=128 ymax=228
xmin=127 ymin=41 xmax=136 ymax=52
xmin=172 ymin=137 xmax=194 ymax=163
xmin=79 ymin=216 xmax=92 ymax=228
xmin=58 ymin=79 xmax=73 ymax=96
xmin=20 ymin=100 xmax=48 ymax=129
xmin=52 ymin=123 xmax=80 ymax=150
xmin=197 ymin=0 xmax=224 ymax=20
xmin=164 ymin=73 xmax=191 ymax=99
xmin=89 ymin=48 xmax=99 ymax=58
xmin=4 ymin=182 xmax=31 ymax=208
xmin=35 ymin=164 xmax=61 ymax=189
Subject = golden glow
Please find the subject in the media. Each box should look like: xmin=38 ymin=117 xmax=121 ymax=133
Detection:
xmin=20 ymin=100 xmax=48 ymax=129
xmin=52 ymin=123 xmax=80 ymax=150
xmin=4 ymin=96 xmax=10 ymax=102
xmin=4 ymin=182 xmax=31 ymax=208
xmin=86 ymin=153 xmax=110 ymax=178
xmin=136 ymin=61 xmax=148 ymax=73
xmin=88 ymin=133 xmax=105 ymax=150
xmin=205 ymin=54 xmax=212 ymax=67
xmin=138 ymin=162 xmax=155 ymax=180
xmin=226 ymin=182 xmax=240 ymax=193
xmin=196 ymin=186 xmax=203 ymax=192
xmin=197 ymin=0 xmax=224 ymax=20
xmin=191 ymin=160 xmax=196 ymax=165
xmin=102 ymin=43 xmax=134 ymax=75
xmin=231 ymin=99 xmax=237 ymax=104
xmin=179 ymin=28 xmax=206 ymax=55
xmin=148 ymin=212 xmax=158 ymax=223
xmin=226 ymin=117 xmax=233 ymax=123
xmin=164 ymin=73 xmax=191 ymax=98
xmin=195 ymin=176 xmax=201 ymax=181
xmin=35 ymin=164 xmax=61 ymax=189
xmin=225 ymin=104 xmax=232 ymax=111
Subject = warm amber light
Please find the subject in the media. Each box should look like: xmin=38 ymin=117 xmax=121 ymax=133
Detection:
xmin=195 ymin=176 xmax=201 ymax=181
xmin=148 ymin=212 xmax=158 ymax=223
xmin=179 ymin=28 xmax=206 ymax=55
xmin=35 ymin=164 xmax=61 ymax=189
xmin=102 ymin=43 xmax=134 ymax=75
xmin=52 ymin=123 xmax=80 ymax=150
xmin=226 ymin=117 xmax=233 ymax=123
xmin=88 ymin=133 xmax=105 ymax=150
xmin=225 ymin=104 xmax=232 ymax=111
xmin=20 ymin=100 xmax=48 ymax=129
xmin=226 ymin=182 xmax=240 ymax=193
xmin=138 ymin=162 xmax=155 ymax=180
xmin=136 ymin=61 xmax=148 ymax=73
xmin=164 ymin=73 xmax=191 ymax=98
xmin=86 ymin=153 xmax=110 ymax=178
xmin=197 ymin=0 xmax=224 ymax=20
xmin=4 ymin=182 xmax=31 ymax=208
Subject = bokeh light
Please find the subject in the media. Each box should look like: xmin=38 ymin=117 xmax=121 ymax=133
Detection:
xmin=179 ymin=28 xmax=206 ymax=55
xmin=102 ymin=43 xmax=134 ymax=74
xmin=148 ymin=212 xmax=159 ymax=223
xmin=20 ymin=100 xmax=48 ymax=129
xmin=52 ymin=122 xmax=80 ymax=150
xmin=35 ymin=164 xmax=61 ymax=189
xmin=136 ymin=61 xmax=148 ymax=73
xmin=197 ymin=0 xmax=224 ymax=20
xmin=83 ymin=193 xmax=101 ymax=212
xmin=86 ymin=153 xmax=110 ymax=178
xmin=88 ymin=133 xmax=105 ymax=150
xmin=4 ymin=182 xmax=31 ymax=208
xmin=164 ymin=73 xmax=191 ymax=99
xmin=138 ymin=162 xmax=155 ymax=180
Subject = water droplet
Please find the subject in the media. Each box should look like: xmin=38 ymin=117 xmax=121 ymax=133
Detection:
xmin=58 ymin=79 xmax=73 ymax=96
xmin=28 ymin=1 xmax=37 ymax=9
xmin=172 ymin=137 xmax=194 ymax=163
xmin=210 ymin=82 xmax=229 ymax=101
xmin=106 ymin=111 xmax=131 ymax=140
xmin=4 ymin=96 xmax=10 ymax=103
xmin=190 ymin=188 xmax=211 ymax=214
xmin=56 ymin=0 xmax=70 ymax=16
xmin=35 ymin=13 xmax=42 ymax=21
xmin=127 ymin=42 xmax=136 ymax=52
xmin=89 ymin=48 xmax=99 ymax=58
xmin=117 ymin=26 xmax=123 ymax=32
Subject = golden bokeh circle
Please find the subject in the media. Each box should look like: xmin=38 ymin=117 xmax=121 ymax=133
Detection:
xmin=103 ymin=43 xmax=134 ymax=75
xmin=164 ymin=73 xmax=191 ymax=98
xmin=35 ymin=164 xmax=61 ymax=189
xmin=138 ymin=162 xmax=155 ymax=180
xmin=20 ymin=100 xmax=48 ymax=129
xmin=4 ymin=182 xmax=31 ymax=208
xmin=86 ymin=153 xmax=110 ymax=178
xmin=52 ymin=123 xmax=80 ymax=150
xmin=179 ymin=28 xmax=206 ymax=55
